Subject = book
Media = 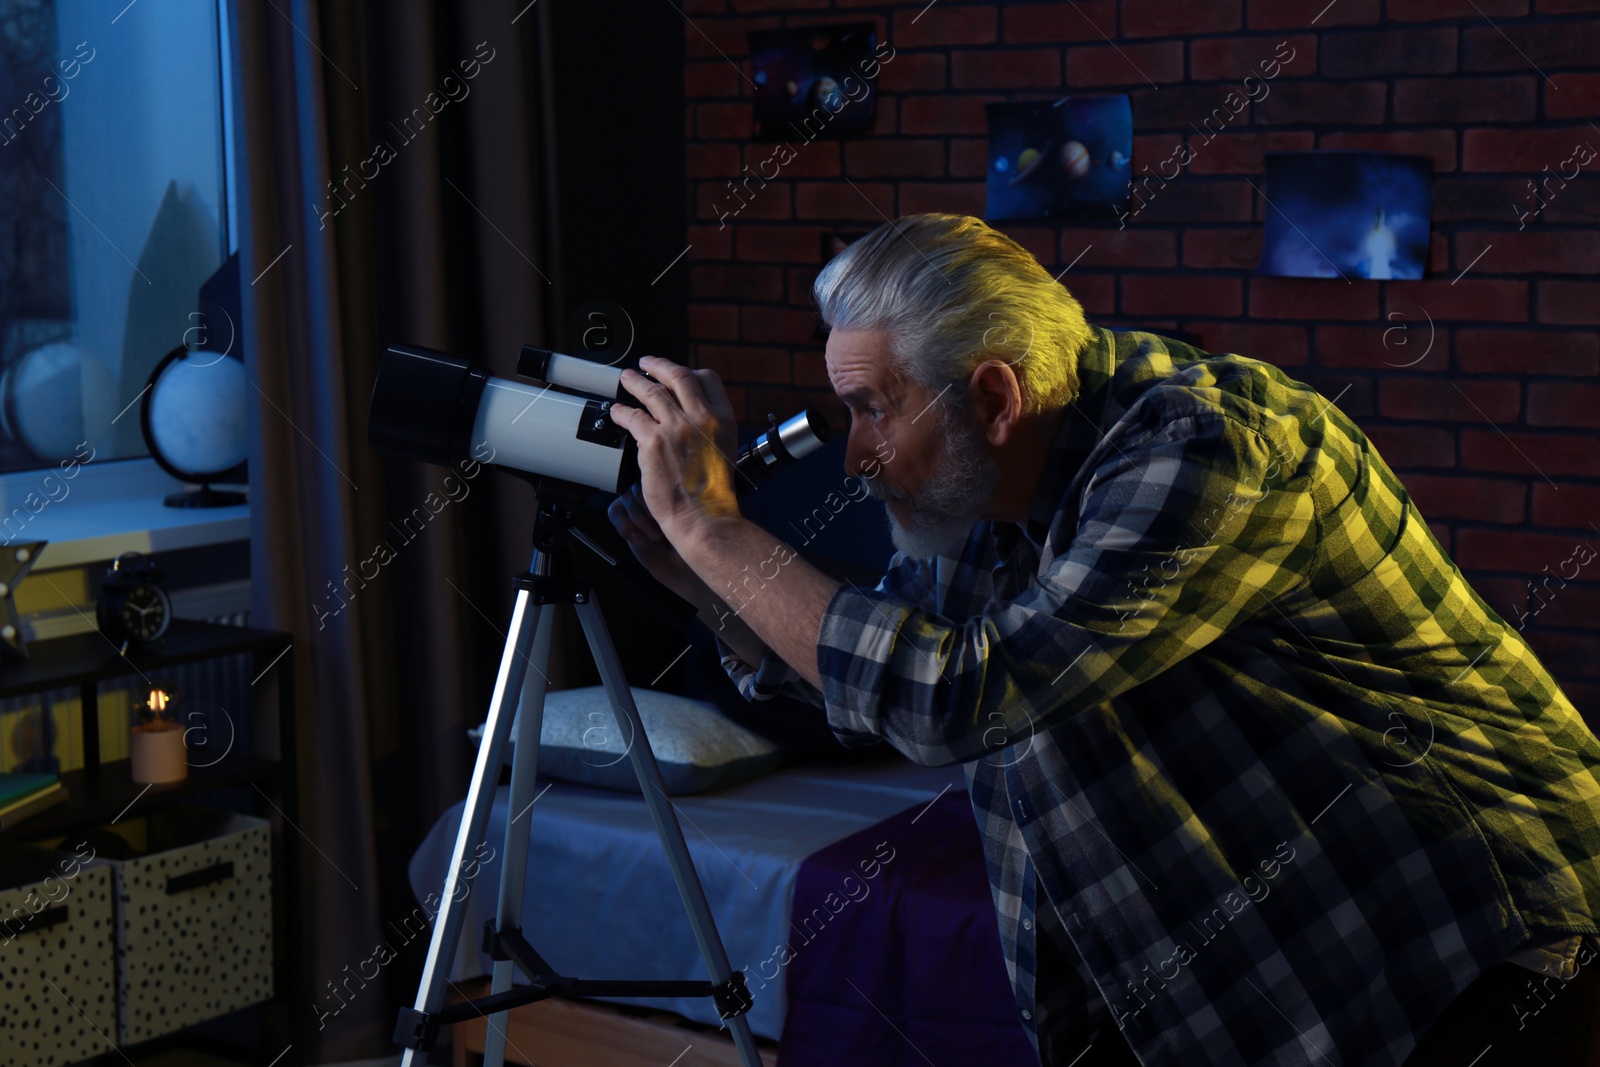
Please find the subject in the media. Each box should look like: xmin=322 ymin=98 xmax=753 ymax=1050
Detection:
xmin=0 ymin=771 xmax=57 ymax=808
xmin=0 ymin=780 xmax=66 ymax=830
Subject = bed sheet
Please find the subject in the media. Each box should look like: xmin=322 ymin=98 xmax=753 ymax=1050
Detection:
xmin=407 ymin=756 xmax=966 ymax=1039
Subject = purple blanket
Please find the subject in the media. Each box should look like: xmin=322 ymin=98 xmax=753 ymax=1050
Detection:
xmin=778 ymin=790 xmax=1039 ymax=1066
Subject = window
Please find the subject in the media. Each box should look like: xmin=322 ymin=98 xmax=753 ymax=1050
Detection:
xmin=0 ymin=0 xmax=231 ymax=476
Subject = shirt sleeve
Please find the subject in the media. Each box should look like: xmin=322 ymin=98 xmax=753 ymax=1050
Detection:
xmin=815 ymin=409 xmax=1318 ymax=766
xmin=713 ymin=550 xmax=939 ymax=727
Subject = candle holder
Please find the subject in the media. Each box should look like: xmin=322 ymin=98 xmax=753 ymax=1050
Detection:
xmin=130 ymin=679 xmax=187 ymax=784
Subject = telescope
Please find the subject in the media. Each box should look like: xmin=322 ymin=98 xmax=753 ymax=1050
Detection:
xmin=367 ymin=343 xmax=828 ymax=496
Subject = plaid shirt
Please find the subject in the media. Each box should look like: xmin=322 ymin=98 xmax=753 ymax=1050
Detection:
xmin=716 ymin=325 xmax=1600 ymax=1066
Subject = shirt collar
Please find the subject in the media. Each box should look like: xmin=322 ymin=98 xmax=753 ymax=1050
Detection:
xmin=1019 ymin=325 xmax=1117 ymax=547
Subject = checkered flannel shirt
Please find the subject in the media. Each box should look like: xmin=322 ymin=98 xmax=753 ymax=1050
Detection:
xmin=715 ymin=325 xmax=1600 ymax=1066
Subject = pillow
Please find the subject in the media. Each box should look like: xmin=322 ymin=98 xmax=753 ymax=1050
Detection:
xmin=467 ymin=685 xmax=784 ymax=795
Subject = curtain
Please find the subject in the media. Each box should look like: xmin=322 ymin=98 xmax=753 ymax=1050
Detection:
xmin=232 ymin=0 xmax=556 ymax=1058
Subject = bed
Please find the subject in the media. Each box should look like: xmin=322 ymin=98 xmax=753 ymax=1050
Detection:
xmin=408 ymin=754 xmax=1041 ymax=1066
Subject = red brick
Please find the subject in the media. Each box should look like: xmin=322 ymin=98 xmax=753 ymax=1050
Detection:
xmin=1188 ymin=131 xmax=1315 ymax=174
xmin=1003 ymin=1 xmax=1118 ymax=43
xmin=900 ymin=95 xmax=1000 ymax=136
xmin=1464 ymin=128 xmax=1600 ymax=172
xmin=741 ymin=307 xmax=820 ymax=345
xmin=686 ymin=224 xmax=734 ymax=260
xmin=744 ymin=140 xmax=839 ymax=179
xmin=1187 ymin=323 xmax=1309 ymax=365
xmin=697 ymin=344 xmax=791 ymax=383
xmin=792 ymin=350 xmax=830 ymax=388
xmin=1396 ymin=77 xmax=1536 ymax=124
xmin=1379 ymin=377 xmax=1521 ymax=422
xmin=697 ymin=102 xmax=753 ymax=139
xmin=1125 ymin=179 xmax=1255 ymax=224
xmin=1365 ymin=424 xmax=1457 ymax=468
xmin=1255 ymin=81 xmax=1386 ymax=124
xmin=1406 ymin=474 xmax=1526 ymax=523
xmin=844 ymin=139 xmax=945 ymax=179
xmin=1457 ymin=232 xmax=1600 ymax=276
xmin=1522 ymin=629 xmax=1600 ymax=680
xmin=1429 ymin=233 xmax=1449 ymax=274
xmin=735 ymin=224 xmax=822 ymax=263
xmin=684 ymin=16 xmax=778 ymax=58
xmin=1316 ymin=325 xmax=1446 ymax=370
xmin=686 ymin=60 xmax=741 ymax=98
xmin=786 ymin=266 xmax=821 ymax=306
xmin=795 ymin=180 xmax=892 ymax=220
xmin=898 ymin=181 xmax=987 ymax=217
xmin=1061 ymin=228 xmax=1178 ymax=268
xmin=1250 ymin=278 xmax=1381 ymax=319
xmin=1122 ymin=0 xmax=1241 ymax=37
xmin=1529 ymin=382 xmax=1600 ymax=427
xmin=1545 ymin=73 xmax=1600 ymax=119
xmin=1462 ymin=429 xmax=1600 ymax=477
xmin=688 ymin=143 xmax=741 ymax=179
xmin=950 ymin=139 xmax=989 ymax=177
xmin=1059 ymin=273 xmax=1117 ymax=316
xmin=1538 ymin=282 xmax=1600 ymax=325
xmin=870 ymin=97 xmax=897 ymax=136
xmin=892 ymin=5 xmax=998 ymax=48
xmin=1533 ymin=484 xmax=1600 ymax=528
xmin=1133 ymin=86 xmax=1255 ymax=129
xmin=690 ymin=263 xmax=783 ymax=301
xmin=977 ymin=225 xmax=1046 ymax=265
xmin=1321 ymin=28 xmax=1456 ymax=77
xmin=1388 ymin=0 xmax=1527 ymax=17
xmin=1544 ymin=181 xmax=1600 ymax=225
xmin=1319 ymin=130 xmax=1455 ymax=172
xmin=1248 ymin=0 xmax=1380 ymax=25
xmin=731 ymin=0 xmax=827 ymax=9
xmin=1464 ymin=22 xmax=1600 ymax=72
xmin=1540 ymin=0 xmax=1600 ymax=10
xmin=1068 ymin=41 xmax=1184 ymax=87
xmin=1183 ymin=227 xmax=1262 ymax=269
xmin=1122 ymin=275 xmax=1243 ymax=318
xmin=1456 ymin=529 xmax=1598 ymax=574
xmin=1385 ymin=280 xmax=1529 ymax=323
xmin=1458 ymin=330 xmax=1600 ymax=375
xmin=689 ymin=303 xmax=740 ymax=341
xmin=952 ymin=48 xmax=1061 ymax=90
xmin=878 ymin=53 xmax=946 ymax=93
xmin=697 ymin=179 xmax=791 ymax=224
xmin=1431 ymin=176 xmax=1530 ymax=221
xmin=1191 ymin=35 xmax=1317 ymax=81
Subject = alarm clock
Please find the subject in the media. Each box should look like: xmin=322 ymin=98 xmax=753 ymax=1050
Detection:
xmin=97 ymin=552 xmax=172 ymax=653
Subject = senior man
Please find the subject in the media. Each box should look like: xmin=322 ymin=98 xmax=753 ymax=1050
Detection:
xmin=605 ymin=212 xmax=1600 ymax=1067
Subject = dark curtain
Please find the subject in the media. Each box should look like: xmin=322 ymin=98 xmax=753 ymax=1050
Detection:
xmin=232 ymin=0 xmax=557 ymax=1058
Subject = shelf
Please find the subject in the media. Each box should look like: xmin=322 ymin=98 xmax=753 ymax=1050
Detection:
xmin=0 ymin=617 xmax=289 ymax=700
xmin=0 ymin=754 xmax=281 ymax=842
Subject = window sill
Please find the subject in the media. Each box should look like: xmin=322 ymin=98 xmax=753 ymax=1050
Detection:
xmin=1 ymin=457 xmax=248 ymax=571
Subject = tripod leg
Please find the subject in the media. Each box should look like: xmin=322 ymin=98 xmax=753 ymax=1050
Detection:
xmin=574 ymin=595 xmax=765 ymax=1067
xmin=399 ymin=583 xmax=542 ymax=1067
xmin=482 ymin=555 xmax=556 ymax=1067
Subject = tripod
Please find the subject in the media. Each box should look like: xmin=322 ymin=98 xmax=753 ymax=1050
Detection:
xmin=394 ymin=481 xmax=762 ymax=1067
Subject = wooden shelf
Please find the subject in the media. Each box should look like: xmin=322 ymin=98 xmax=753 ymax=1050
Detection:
xmin=0 ymin=754 xmax=281 ymax=842
xmin=0 ymin=617 xmax=289 ymax=700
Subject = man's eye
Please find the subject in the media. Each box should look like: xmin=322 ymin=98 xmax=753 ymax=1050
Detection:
xmin=866 ymin=407 xmax=883 ymax=419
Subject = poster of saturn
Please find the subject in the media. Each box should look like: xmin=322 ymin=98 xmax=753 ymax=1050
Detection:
xmin=984 ymin=96 xmax=1133 ymax=221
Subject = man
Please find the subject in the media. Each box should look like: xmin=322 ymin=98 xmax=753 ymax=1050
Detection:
xmin=606 ymin=212 xmax=1600 ymax=1066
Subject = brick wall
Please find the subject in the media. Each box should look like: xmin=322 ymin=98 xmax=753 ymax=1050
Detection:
xmin=680 ymin=0 xmax=1600 ymax=721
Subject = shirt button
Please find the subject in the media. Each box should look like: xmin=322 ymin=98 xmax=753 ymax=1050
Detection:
xmin=1021 ymin=1009 xmax=1032 ymax=1021
xmin=1023 ymin=919 xmax=1033 ymax=931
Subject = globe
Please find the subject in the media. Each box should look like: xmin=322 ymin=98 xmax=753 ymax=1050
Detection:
xmin=147 ymin=355 xmax=248 ymax=477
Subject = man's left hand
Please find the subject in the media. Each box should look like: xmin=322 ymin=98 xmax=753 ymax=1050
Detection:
xmin=609 ymin=355 xmax=741 ymax=544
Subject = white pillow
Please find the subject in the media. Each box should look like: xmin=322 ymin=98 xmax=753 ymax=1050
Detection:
xmin=468 ymin=685 xmax=784 ymax=795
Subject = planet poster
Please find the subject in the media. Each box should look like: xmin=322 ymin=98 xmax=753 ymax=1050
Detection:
xmin=1256 ymin=151 xmax=1432 ymax=280
xmin=748 ymin=25 xmax=878 ymax=142
xmin=984 ymin=96 xmax=1133 ymax=222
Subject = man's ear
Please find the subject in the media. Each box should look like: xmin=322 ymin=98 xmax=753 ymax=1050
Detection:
xmin=970 ymin=360 xmax=1023 ymax=448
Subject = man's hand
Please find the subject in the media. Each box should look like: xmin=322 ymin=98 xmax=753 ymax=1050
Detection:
xmin=607 ymin=481 xmax=710 ymax=606
xmin=608 ymin=355 xmax=741 ymax=545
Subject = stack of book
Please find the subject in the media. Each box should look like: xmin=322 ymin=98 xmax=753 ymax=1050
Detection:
xmin=0 ymin=771 xmax=68 ymax=831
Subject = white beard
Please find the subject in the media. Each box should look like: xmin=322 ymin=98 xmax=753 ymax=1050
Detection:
xmin=867 ymin=402 xmax=996 ymax=561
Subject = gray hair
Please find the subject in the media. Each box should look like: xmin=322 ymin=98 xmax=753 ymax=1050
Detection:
xmin=812 ymin=213 xmax=1091 ymax=416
